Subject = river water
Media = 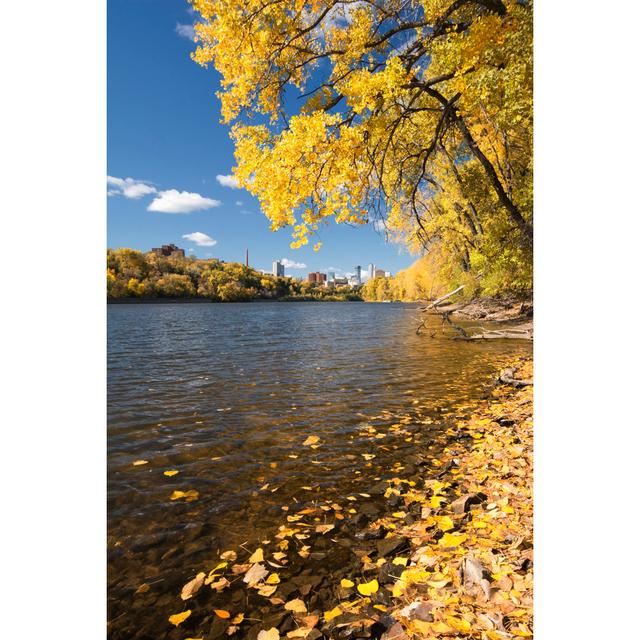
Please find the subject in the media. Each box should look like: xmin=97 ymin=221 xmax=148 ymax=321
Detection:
xmin=107 ymin=301 xmax=531 ymax=638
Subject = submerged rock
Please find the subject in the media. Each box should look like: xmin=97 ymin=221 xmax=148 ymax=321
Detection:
xmin=376 ymin=536 xmax=409 ymax=558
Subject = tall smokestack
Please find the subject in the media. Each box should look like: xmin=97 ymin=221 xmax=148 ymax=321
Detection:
xmin=245 ymin=248 xmax=249 ymax=267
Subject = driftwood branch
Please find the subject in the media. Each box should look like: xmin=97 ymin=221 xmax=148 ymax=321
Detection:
xmin=458 ymin=327 xmax=533 ymax=341
xmin=498 ymin=367 xmax=533 ymax=387
xmin=422 ymin=284 xmax=466 ymax=310
xmin=417 ymin=284 xmax=469 ymax=336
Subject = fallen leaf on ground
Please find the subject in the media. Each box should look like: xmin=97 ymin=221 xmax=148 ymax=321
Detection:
xmin=324 ymin=606 xmax=343 ymax=622
xmin=438 ymin=532 xmax=468 ymax=547
xmin=164 ymin=469 xmax=179 ymax=476
xmin=284 ymin=598 xmax=307 ymax=613
xmin=214 ymin=609 xmax=231 ymax=619
xmin=357 ymin=579 xmax=379 ymax=596
xmin=257 ymin=628 xmax=280 ymax=640
xmin=220 ymin=550 xmax=237 ymax=562
xmin=340 ymin=579 xmax=354 ymax=588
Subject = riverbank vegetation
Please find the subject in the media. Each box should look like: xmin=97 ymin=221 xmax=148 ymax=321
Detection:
xmin=191 ymin=0 xmax=533 ymax=299
xmin=145 ymin=357 xmax=532 ymax=639
xmin=107 ymin=249 xmax=362 ymax=302
xmin=362 ymin=250 xmax=532 ymax=304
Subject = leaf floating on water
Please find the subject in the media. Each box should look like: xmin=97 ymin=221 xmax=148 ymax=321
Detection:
xmin=231 ymin=613 xmax=244 ymax=625
xmin=133 ymin=460 xmax=148 ymax=466
xmin=163 ymin=469 xmax=179 ymax=476
xmin=134 ymin=583 xmax=150 ymax=595
xmin=243 ymin=563 xmax=269 ymax=585
xmin=361 ymin=453 xmax=376 ymax=461
xmin=257 ymin=584 xmax=278 ymax=597
xmin=357 ymin=579 xmax=379 ymax=596
xmin=248 ymin=548 xmax=264 ymax=563
xmin=284 ymin=598 xmax=307 ymax=613
xmin=315 ymin=524 xmax=335 ymax=534
xmin=168 ymin=610 xmax=191 ymax=626
xmin=214 ymin=609 xmax=231 ymax=619
xmin=209 ymin=577 xmax=230 ymax=592
xmin=257 ymin=628 xmax=280 ymax=640
xmin=181 ymin=572 xmax=206 ymax=600
xmin=170 ymin=489 xmax=199 ymax=502
xmin=302 ymin=436 xmax=320 ymax=446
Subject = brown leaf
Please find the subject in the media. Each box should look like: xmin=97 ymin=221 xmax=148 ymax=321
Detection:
xmin=181 ymin=572 xmax=206 ymax=600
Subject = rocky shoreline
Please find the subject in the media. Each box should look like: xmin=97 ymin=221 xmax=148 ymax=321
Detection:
xmin=117 ymin=357 xmax=532 ymax=640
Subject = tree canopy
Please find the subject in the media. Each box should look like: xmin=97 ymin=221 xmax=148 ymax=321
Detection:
xmin=191 ymin=0 xmax=532 ymax=293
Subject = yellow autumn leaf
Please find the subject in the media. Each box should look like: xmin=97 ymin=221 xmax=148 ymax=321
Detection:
xmin=168 ymin=610 xmax=191 ymax=626
xmin=266 ymin=573 xmax=280 ymax=584
xmin=257 ymin=628 xmax=280 ymax=640
xmin=392 ymin=557 xmax=408 ymax=566
xmin=434 ymin=515 xmax=454 ymax=531
xmin=340 ymin=579 xmax=354 ymax=588
xmin=133 ymin=460 xmax=148 ymax=466
xmin=231 ymin=613 xmax=244 ymax=624
xmin=284 ymin=598 xmax=307 ymax=613
xmin=170 ymin=489 xmax=199 ymax=501
xmin=163 ymin=469 xmax=179 ymax=476
xmin=430 ymin=495 xmax=447 ymax=508
xmin=248 ymin=548 xmax=264 ymax=563
xmin=357 ymin=579 xmax=379 ymax=596
xmin=302 ymin=436 xmax=320 ymax=446
xmin=446 ymin=616 xmax=471 ymax=633
xmin=214 ymin=609 xmax=231 ymax=619
xmin=438 ymin=532 xmax=468 ymax=547
xmin=324 ymin=606 xmax=343 ymax=622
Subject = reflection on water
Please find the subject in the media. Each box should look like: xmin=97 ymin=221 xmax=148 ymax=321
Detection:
xmin=107 ymin=301 xmax=530 ymax=637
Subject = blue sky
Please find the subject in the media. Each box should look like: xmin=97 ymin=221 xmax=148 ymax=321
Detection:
xmin=107 ymin=0 xmax=416 ymax=278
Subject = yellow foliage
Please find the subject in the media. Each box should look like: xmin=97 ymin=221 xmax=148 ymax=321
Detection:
xmin=190 ymin=0 xmax=533 ymax=293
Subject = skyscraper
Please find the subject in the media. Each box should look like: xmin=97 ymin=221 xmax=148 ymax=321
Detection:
xmin=327 ymin=271 xmax=335 ymax=282
xmin=354 ymin=265 xmax=362 ymax=285
xmin=368 ymin=263 xmax=374 ymax=280
xmin=272 ymin=260 xmax=285 ymax=277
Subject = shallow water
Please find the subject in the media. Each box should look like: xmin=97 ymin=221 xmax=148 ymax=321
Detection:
xmin=107 ymin=301 xmax=531 ymax=637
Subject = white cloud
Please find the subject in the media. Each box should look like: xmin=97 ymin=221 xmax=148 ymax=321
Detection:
xmin=281 ymin=258 xmax=307 ymax=269
xmin=107 ymin=175 xmax=157 ymax=199
xmin=235 ymin=200 xmax=243 ymax=206
xmin=373 ymin=219 xmax=387 ymax=233
xmin=175 ymin=22 xmax=196 ymax=40
xmin=182 ymin=232 xmax=218 ymax=247
xmin=148 ymin=190 xmax=221 ymax=214
xmin=216 ymin=174 xmax=240 ymax=189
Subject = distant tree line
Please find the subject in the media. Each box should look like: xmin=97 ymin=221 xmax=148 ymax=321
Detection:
xmin=107 ymin=249 xmax=362 ymax=302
